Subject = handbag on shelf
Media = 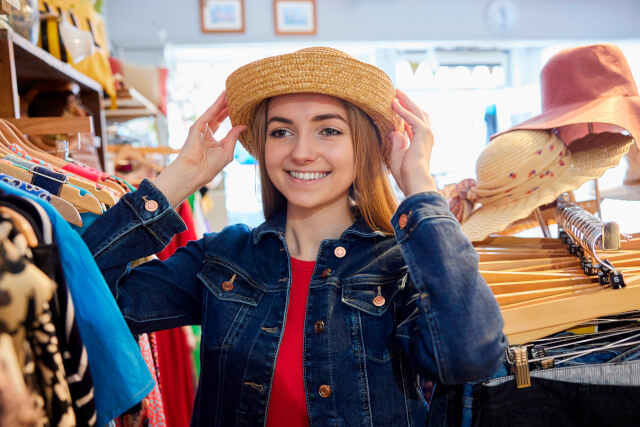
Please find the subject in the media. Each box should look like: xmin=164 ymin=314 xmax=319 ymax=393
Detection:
xmin=37 ymin=0 xmax=116 ymax=107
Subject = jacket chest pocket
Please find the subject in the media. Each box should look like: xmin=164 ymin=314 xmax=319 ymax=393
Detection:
xmin=341 ymin=272 xmax=406 ymax=363
xmin=197 ymin=256 xmax=265 ymax=350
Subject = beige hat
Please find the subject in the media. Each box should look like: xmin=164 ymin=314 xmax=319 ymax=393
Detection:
xmin=457 ymin=130 xmax=633 ymax=241
xmin=601 ymin=144 xmax=640 ymax=201
xmin=225 ymin=47 xmax=403 ymax=162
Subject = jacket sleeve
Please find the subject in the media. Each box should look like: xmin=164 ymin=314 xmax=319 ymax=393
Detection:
xmin=81 ymin=178 xmax=206 ymax=334
xmin=392 ymin=192 xmax=507 ymax=384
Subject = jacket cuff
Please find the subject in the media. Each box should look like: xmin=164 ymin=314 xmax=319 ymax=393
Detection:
xmin=121 ymin=178 xmax=187 ymax=242
xmin=391 ymin=192 xmax=457 ymax=243
xmin=85 ymin=179 xmax=187 ymax=259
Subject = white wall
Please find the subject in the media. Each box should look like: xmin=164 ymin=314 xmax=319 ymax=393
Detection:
xmin=106 ymin=0 xmax=640 ymax=64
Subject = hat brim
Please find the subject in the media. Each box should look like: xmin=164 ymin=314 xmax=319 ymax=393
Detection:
xmin=490 ymin=96 xmax=640 ymax=148
xmin=461 ymin=132 xmax=633 ymax=242
xmin=225 ymin=47 xmax=403 ymax=161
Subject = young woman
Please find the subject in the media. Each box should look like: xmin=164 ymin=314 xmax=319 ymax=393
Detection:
xmin=82 ymin=47 xmax=506 ymax=426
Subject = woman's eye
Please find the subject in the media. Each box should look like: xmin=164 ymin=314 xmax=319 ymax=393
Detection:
xmin=269 ymin=129 xmax=291 ymax=138
xmin=321 ymin=128 xmax=343 ymax=136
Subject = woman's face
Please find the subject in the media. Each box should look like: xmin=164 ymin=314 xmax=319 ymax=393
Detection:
xmin=265 ymin=93 xmax=355 ymax=216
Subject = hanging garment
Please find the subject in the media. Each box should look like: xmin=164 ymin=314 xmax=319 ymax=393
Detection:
xmin=0 ymin=222 xmax=75 ymax=425
xmin=475 ymin=360 xmax=640 ymax=427
xmin=0 ymin=333 xmax=42 ymax=425
xmin=156 ymin=201 xmax=197 ymax=427
xmin=0 ymin=182 xmax=154 ymax=426
xmin=0 ymin=193 xmax=98 ymax=426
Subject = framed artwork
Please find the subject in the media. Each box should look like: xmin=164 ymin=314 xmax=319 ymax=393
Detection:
xmin=274 ymin=0 xmax=316 ymax=35
xmin=200 ymin=0 xmax=245 ymax=33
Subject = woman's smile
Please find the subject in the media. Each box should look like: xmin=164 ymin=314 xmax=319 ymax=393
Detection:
xmin=287 ymin=170 xmax=331 ymax=182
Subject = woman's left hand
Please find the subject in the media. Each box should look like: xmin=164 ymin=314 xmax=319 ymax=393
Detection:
xmin=388 ymin=89 xmax=438 ymax=196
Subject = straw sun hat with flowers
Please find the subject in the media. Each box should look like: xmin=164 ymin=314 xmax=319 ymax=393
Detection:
xmin=449 ymin=130 xmax=633 ymax=242
xmin=225 ymin=47 xmax=404 ymax=164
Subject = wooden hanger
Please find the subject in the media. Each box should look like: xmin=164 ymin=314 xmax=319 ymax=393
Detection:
xmin=1 ymin=153 xmax=117 ymax=206
xmin=0 ymin=121 xmax=120 ymax=205
xmin=0 ymin=160 xmax=102 ymax=214
xmin=471 ymin=197 xmax=640 ymax=345
xmin=0 ymin=120 xmax=125 ymax=196
xmin=48 ymin=195 xmax=83 ymax=227
xmin=503 ymin=276 xmax=640 ymax=344
xmin=0 ymin=206 xmax=38 ymax=247
xmin=114 ymin=145 xmax=164 ymax=174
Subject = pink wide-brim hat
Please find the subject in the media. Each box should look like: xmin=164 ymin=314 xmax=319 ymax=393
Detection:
xmin=491 ymin=44 xmax=640 ymax=148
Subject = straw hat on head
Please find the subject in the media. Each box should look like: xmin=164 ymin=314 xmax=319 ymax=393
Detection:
xmin=456 ymin=130 xmax=633 ymax=242
xmin=491 ymin=44 xmax=640 ymax=148
xmin=225 ymin=47 xmax=404 ymax=163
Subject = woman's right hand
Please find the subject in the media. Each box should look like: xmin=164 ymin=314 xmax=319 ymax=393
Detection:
xmin=154 ymin=91 xmax=246 ymax=208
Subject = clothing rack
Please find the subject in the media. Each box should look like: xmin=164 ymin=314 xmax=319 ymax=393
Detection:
xmin=555 ymin=198 xmax=624 ymax=285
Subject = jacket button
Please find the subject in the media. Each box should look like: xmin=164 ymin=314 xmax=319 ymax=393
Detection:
xmin=318 ymin=384 xmax=331 ymax=398
xmin=399 ymin=213 xmax=408 ymax=229
xmin=320 ymin=268 xmax=331 ymax=278
xmin=143 ymin=196 xmax=159 ymax=212
xmin=221 ymin=281 xmax=234 ymax=291
xmin=373 ymin=295 xmax=386 ymax=307
xmin=334 ymin=246 xmax=346 ymax=258
xmin=314 ymin=320 xmax=325 ymax=334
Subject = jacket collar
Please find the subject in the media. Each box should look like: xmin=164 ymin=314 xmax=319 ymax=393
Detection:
xmin=251 ymin=209 xmax=387 ymax=245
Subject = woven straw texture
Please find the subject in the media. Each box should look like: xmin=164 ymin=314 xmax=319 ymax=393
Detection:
xmin=461 ymin=131 xmax=633 ymax=242
xmin=225 ymin=47 xmax=403 ymax=160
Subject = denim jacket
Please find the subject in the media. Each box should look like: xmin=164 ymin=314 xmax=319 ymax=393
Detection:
xmin=81 ymin=179 xmax=507 ymax=426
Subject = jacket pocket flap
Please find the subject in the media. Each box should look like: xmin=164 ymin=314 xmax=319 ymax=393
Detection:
xmin=197 ymin=256 xmax=264 ymax=306
xmin=341 ymin=273 xmax=406 ymax=316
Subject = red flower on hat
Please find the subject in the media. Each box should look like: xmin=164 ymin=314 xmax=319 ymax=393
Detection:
xmin=528 ymin=170 xmax=536 ymax=177
xmin=549 ymin=144 xmax=554 ymax=151
xmin=559 ymin=160 xmax=565 ymax=166
xmin=509 ymin=172 xmax=516 ymax=179
xmin=525 ymin=186 xmax=540 ymax=195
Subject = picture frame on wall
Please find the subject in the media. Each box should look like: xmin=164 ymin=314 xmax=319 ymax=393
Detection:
xmin=200 ymin=0 xmax=245 ymax=33
xmin=274 ymin=0 xmax=317 ymax=35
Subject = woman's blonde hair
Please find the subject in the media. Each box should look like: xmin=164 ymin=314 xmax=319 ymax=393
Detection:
xmin=253 ymin=97 xmax=398 ymax=234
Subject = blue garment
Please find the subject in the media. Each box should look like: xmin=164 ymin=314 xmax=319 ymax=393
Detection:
xmin=81 ymin=179 xmax=507 ymax=426
xmin=0 ymin=182 xmax=154 ymax=427
xmin=0 ymin=173 xmax=52 ymax=201
xmin=70 ymin=212 xmax=100 ymax=236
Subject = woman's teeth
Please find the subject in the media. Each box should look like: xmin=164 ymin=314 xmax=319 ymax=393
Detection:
xmin=289 ymin=171 xmax=329 ymax=181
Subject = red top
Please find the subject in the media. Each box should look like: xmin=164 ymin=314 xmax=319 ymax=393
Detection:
xmin=266 ymin=257 xmax=314 ymax=427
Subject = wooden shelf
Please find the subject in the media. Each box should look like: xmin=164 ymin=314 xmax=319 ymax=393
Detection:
xmin=0 ymin=28 xmax=107 ymax=169
xmin=105 ymin=87 xmax=160 ymax=121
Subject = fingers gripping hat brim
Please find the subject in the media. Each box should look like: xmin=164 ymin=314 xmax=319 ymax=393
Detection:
xmin=225 ymin=47 xmax=403 ymax=161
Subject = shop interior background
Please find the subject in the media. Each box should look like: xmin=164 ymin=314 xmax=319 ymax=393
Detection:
xmin=104 ymin=0 xmax=640 ymax=232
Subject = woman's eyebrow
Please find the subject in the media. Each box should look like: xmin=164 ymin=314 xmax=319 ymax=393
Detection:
xmin=267 ymin=116 xmax=293 ymax=125
xmin=267 ymin=114 xmax=347 ymax=125
xmin=312 ymin=113 xmax=347 ymax=123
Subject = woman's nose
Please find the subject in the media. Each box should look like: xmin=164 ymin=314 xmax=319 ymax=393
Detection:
xmin=290 ymin=133 xmax=317 ymax=163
